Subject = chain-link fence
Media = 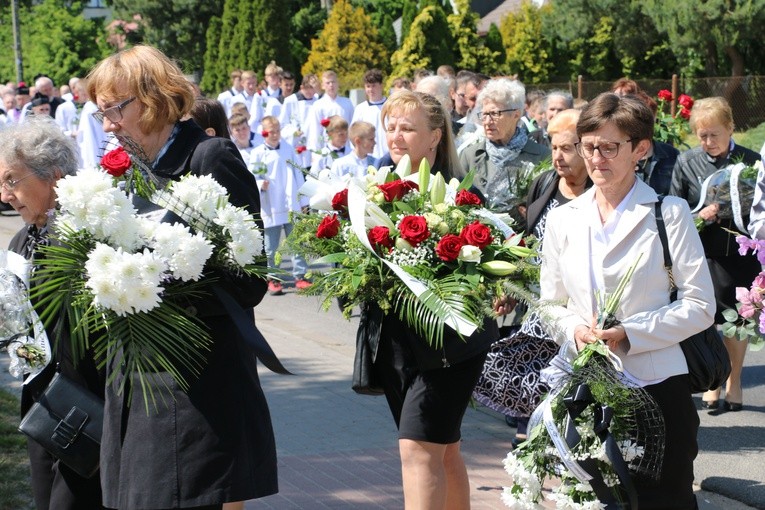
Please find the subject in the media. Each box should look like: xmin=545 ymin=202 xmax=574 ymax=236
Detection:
xmin=530 ymin=76 xmax=765 ymax=130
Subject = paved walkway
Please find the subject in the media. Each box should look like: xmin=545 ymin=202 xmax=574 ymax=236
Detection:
xmin=1 ymin=213 xmax=763 ymax=509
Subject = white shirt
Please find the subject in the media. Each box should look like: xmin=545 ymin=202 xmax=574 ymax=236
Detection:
xmin=217 ymin=87 xmax=241 ymax=118
xmin=304 ymin=94 xmax=354 ymax=153
xmin=248 ymin=141 xmax=304 ymax=228
xmin=351 ymin=99 xmax=388 ymax=159
xmin=55 ymin=100 xmax=80 ymax=137
xmin=310 ymin=142 xmax=352 ymax=177
xmin=77 ymin=101 xmax=108 ymax=169
xmin=330 ymin=152 xmax=376 ymax=180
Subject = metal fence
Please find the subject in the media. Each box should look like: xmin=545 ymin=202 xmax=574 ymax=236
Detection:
xmin=531 ymin=75 xmax=765 ymax=130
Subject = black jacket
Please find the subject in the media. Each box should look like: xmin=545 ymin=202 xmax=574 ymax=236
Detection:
xmin=100 ymin=120 xmax=277 ymax=509
xmin=670 ymin=144 xmax=761 ymax=257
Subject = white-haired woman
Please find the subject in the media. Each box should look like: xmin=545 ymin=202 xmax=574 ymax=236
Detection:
xmin=1 ymin=116 xmax=105 ymax=509
xmin=458 ymin=78 xmax=550 ymax=218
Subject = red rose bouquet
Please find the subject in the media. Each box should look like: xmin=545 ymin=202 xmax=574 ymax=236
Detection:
xmin=284 ymin=155 xmax=538 ymax=347
xmin=654 ymin=89 xmax=693 ymax=148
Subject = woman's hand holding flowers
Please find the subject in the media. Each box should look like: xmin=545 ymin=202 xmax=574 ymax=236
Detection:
xmin=493 ymin=295 xmax=517 ymax=316
xmin=698 ymin=202 xmax=720 ymax=222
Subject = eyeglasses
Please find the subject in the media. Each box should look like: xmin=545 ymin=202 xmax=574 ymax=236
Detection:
xmin=477 ymin=109 xmax=516 ymax=122
xmin=0 ymin=173 xmax=35 ymax=191
xmin=457 ymin=93 xmax=478 ymax=102
xmin=92 ymin=97 xmax=136 ymax=124
xmin=575 ymin=139 xmax=635 ymax=159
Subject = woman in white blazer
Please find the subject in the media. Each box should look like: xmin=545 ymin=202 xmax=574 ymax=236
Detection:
xmin=541 ymin=93 xmax=715 ymax=509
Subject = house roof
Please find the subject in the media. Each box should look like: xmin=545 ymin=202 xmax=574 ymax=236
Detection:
xmin=476 ymin=0 xmax=525 ymax=34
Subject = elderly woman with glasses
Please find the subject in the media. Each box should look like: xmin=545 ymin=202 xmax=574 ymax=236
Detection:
xmin=87 ymin=45 xmax=277 ymax=510
xmin=458 ymin=78 xmax=550 ymax=221
xmin=542 ymin=93 xmax=714 ymax=509
xmin=1 ymin=116 xmax=105 ymax=509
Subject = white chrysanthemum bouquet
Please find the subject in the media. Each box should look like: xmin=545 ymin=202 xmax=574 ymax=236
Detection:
xmin=32 ymin=155 xmax=266 ymax=408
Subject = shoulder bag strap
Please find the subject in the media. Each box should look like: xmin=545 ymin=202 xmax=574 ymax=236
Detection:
xmin=654 ymin=196 xmax=679 ymax=303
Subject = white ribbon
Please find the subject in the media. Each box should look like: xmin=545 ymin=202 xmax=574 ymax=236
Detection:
xmin=691 ymin=162 xmax=748 ymax=232
xmin=346 ymin=182 xmax=478 ymax=337
xmin=0 ymin=250 xmax=52 ymax=384
xmin=541 ymin=397 xmax=593 ymax=483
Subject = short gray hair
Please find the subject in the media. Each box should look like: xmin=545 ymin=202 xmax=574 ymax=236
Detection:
xmin=477 ymin=78 xmax=526 ymax=112
xmin=546 ymin=90 xmax=574 ymax=109
xmin=0 ymin=116 xmax=78 ymax=180
xmin=415 ymin=76 xmax=452 ymax=112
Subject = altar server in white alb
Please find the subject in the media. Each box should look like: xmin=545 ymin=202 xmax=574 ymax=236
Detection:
xmin=330 ymin=121 xmax=377 ymax=179
xmin=351 ymin=69 xmax=388 ymax=159
xmin=309 ymin=115 xmax=352 ymax=177
xmin=248 ymin=115 xmax=310 ymax=295
xmin=280 ymin=74 xmax=319 ymax=171
xmin=304 ymin=70 xmax=353 ymax=157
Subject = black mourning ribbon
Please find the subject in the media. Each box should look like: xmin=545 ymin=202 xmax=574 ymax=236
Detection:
xmin=563 ymin=383 xmax=639 ymax=510
xmin=24 ymin=224 xmax=50 ymax=260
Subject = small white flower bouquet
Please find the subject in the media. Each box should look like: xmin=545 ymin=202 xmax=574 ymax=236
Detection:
xmin=33 ymin=163 xmax=267 ymax=409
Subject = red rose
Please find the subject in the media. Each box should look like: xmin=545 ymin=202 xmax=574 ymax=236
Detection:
xmin=460 ymin=221 xmax=493 ymax=249
xmin=678 ymin=94 xmax=694 ymax=110
xmin=398 ymin=215 xmax=430 ymax=246
xmin=261 ymin=130 xmax=269 ymax=137
xmin=657 ymin=89 xmax=673 ymax=102
xmin=455 ymin=189 xmax=482 ymax=206
xmin=368 ymin=226 xmax=393 ymax=252
xmin=435 ymin=234 xmax=466 ymax=262
xmin=296 ymin=145 xmax=307 ymax=154
xmin=101 ymin=146 xmax=132 ymax=177
xmin=316 ymin=214 xmax=340 ymax=238
xmin=331 ymin=189 xmax=348 ymax=212
xmin=320 ymin=118 xmax=331 ymax=128
xmin=679 ymin=107 xmax=691 ymax=120
xmin=377 ymin=179 xmax=419 ymax=202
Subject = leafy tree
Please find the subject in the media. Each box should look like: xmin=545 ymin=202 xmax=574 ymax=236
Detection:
xmin=499 ymin=1 xmax=555 ymax=83
xmin=302 ymin=0 xmax=389 ymax=92
xmin=200 ymin=0 xmax=293 ymax=95
xmin=485 ymin=23 xmax=505 ymax=68
xmin=108 ymin=0 xmax=223 ymax=74
xmin=447 ymin=0 xmax=499 ymax=73
xmin=641 ymin=0 xmax=765 ymax=77
xmin=538 ymin=0 xmax=678 ymax=80
xmin=0 ymin=0 xmax=108 ymax=86
xmin=390 ymin=5 xmax=454 ymax=81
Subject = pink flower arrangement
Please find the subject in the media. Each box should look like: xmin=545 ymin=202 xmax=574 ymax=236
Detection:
xmin=721 ymin=237 xmax=765 ymax=349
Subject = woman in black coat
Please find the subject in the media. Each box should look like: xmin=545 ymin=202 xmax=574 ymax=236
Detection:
xmin=86 ymin=46 xmax=278 ymax=510
xmin=670 ymin=96 xmax=762 ymax=413
xmin=1 ymin=117 xmax=105 ymax=509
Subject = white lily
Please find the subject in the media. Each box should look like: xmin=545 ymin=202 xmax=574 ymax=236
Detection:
xmin=365 ymin=201 xmax=396 ymax=229
xmin=394 ymin=154 xmax=412 ymax=178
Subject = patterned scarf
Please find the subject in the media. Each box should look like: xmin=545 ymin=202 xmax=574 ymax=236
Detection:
xmin=23 ymin=224 xmax=50 ymax=260
xmin=485 ymin=127 xmax=528 ymax=169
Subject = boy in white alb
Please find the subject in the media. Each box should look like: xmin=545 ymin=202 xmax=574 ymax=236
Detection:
xmin=217 ymin=69 xmax=244 ymax=117
xmin=279 ymin=74 xmax=319 ymax=171
xmin=330 ymin=121 xmax=377 ymax=179
xmin=351 ymin=69 xmax=388 ymax=159
xmin=304 ymin=71 xmax=353 ymax=156
xmin=229 ymin=113 xmax=264 ymax=167
xmin=248 ymin=116 xmax=310 ymax=295
xmin=309 ymin=115 xmax=351 ymax=176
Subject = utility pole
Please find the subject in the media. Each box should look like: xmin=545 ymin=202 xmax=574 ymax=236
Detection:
xmin=320 ymin=0 xmax=333 ymax=11
xmin=11 ymin=0 xmax=23 ymax=83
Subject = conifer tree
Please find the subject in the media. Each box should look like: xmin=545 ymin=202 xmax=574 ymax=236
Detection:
xmin=390 ymin=5 xmax=454 ymax=81
xmin=199 ymin=17 xmax=223 ymax=93
xmin=302 ymin=0 xmax=389 ymax=92
xmin=485 ymin=23 xmax=506 ymax=67
xmin=448 ymin=0 xmax=499 ymax=73
xmin=499 ymin=0 xmax=555 ymax=83
xmin=379 ymin=13 xmax=398 ymax=56
xmin=400 ymin=0 xmax=418 ymax=43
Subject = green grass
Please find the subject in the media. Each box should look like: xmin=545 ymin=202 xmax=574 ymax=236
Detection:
xmin=0 ymin=388 xmax=33 ymax=510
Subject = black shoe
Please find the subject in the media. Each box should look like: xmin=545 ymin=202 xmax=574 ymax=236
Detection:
xmin=701 ymin=400 xmax=719 ymax=410
xmin=724 ymin=401 xmax=743 ymax=412
xmin=511 ymin=436 xmax=526 ymax=449
xmin=505 ymin=415 xmax=518 ymax=428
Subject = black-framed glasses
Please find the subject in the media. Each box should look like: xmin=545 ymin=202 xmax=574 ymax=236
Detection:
xmin=0 ymin=173 xmax=35 ymax=191
xmin=477 ymin=109 xmax=516 ymax=122
xmin=92 ymin=97 xmax=136 ymax=124
xmin=575 ymin=138 xmax=635 ymax=159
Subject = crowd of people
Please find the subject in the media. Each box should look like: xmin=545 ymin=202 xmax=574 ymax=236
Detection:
xmin=1 ymin=44 xmax=764 ymax=510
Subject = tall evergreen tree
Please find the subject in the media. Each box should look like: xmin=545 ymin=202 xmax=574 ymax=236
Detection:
xmin=390 ymin=5 xmax=454 ymax=81
xmin=302 ymin=0 xmax=389 ymax=92
xmin=448 ymin=0 xmax=499 ymax=73
xmin=485 ymin=23 xmax=505 ymax=67
xmin=199 ymin=17 xmax=223 ymax=93
xmin=201 ymin=0 xmax=293 ymax=95
xmin=379 ymin=13 xmax=398 ymax=56
xmin=400 ymin=0 xmax=418 ymax=43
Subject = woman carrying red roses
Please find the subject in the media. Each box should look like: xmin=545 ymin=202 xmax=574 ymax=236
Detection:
xmin=361 ymin=90 xmax=506 ymax=509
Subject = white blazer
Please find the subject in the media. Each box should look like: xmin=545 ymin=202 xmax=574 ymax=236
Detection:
xmin=541 ymin=179 xmax=715 ymax=382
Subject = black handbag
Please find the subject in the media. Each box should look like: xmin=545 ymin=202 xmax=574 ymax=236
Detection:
xmin=18 ymin=371 xmax=104 ymax=478
xmin=655 ymin=198 xmax=732 ymax=393
xmin=352 ymin=303 xmax=384 ymax=395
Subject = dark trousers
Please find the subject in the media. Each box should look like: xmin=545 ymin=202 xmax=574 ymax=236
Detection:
xmin=633 ymin=374 xmax=699 ymax=510
xmin=28 ymin=438 xmax=104 ymax=510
